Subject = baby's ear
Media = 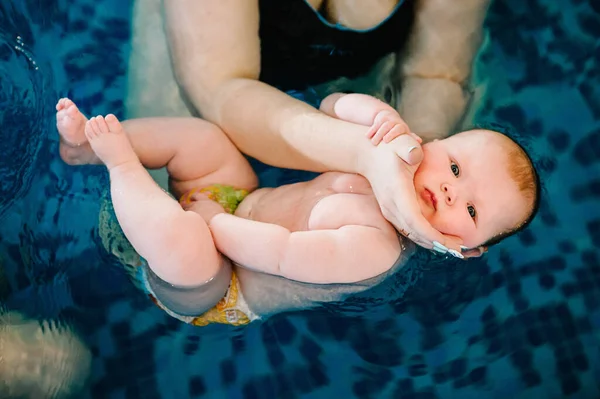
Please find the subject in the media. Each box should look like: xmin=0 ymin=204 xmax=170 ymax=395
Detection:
xmin=462 ymin=246 xmax=487 ymax=259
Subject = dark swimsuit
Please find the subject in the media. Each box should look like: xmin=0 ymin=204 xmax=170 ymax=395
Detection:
xmin=258 ymin=0 xmax=416 ymax=92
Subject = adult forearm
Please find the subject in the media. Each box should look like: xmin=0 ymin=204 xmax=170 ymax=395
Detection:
xmin=212 ymin=78 xmax=373 ymax=173
xmin=163 ymin=0 xmax=370 ymax=173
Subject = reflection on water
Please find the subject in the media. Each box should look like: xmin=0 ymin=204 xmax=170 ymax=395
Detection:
xmin=14 ymin=35 xmax=39 ymax=70
xmin=0 ymin=311 xmax=92 ymax=399
xmin=0 ymin=29 xmax=47 ymax=217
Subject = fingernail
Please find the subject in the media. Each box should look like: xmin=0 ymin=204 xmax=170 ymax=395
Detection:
xmin=448 ymin=249 xmax=465 ymax=259
xmin=408 ymin=146 xmax=418 ymax=154
xmin=432 ymin=241 xmax=448 ymax=254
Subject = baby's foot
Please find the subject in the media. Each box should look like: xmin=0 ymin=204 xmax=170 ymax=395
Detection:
xmin=55 ymin=98 xmax=98 ymax=165
xmin=85 ymin=114 xmax=139 ymax=170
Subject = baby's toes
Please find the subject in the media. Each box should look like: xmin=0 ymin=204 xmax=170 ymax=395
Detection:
xmin=94 ymin=116 xmax=110 ymax=134
xmin=105 ymin=114 xmax=123 ymax=133
xmin=85 ymin=119 xmax=97 ymax=140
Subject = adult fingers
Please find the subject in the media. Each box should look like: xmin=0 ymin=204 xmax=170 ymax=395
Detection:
xmin=409 ymin=132 xmax=422 ymax=144
xmin=393 ymin=212 xmax=464 ymax=257
xmin=387 ymin=134 xmax=423 ymax=165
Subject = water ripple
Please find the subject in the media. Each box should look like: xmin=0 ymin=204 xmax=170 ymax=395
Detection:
xmin=0 ymin=22 xmax=51 ymax=218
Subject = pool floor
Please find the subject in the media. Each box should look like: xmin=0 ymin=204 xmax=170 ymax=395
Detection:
xmin=0 ymin=0 xmax=599 ymax=398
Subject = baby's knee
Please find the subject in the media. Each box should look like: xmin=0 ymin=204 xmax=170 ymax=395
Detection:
xmin=159 ymin=211 xmax=216 ymax=258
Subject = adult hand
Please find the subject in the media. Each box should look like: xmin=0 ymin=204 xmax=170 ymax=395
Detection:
xmin=359 ymin=134 xmax=464 ymax=258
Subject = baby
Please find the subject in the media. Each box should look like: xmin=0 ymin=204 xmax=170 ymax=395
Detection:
xmin=56 ymin=93 xmax=539 ymax=326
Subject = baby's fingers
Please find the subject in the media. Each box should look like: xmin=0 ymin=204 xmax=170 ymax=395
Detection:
xmin=371 ymin=121 xmax=395 ymax=145
xmin=179 ymin=188 xmax=209 ymax=207
xmin=366 ymin=121 xmax=383 ymax=139
xmin=382 ymin=123 xmax=409 ymax=143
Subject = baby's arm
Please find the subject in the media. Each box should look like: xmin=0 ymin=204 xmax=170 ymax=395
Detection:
xmin=319 ymin=93 xmax=421 ymax=145
xmin=207 ymin=213 xmax=401 ymax=284
xmin=319 ymin=93 xmax=397 ymax=126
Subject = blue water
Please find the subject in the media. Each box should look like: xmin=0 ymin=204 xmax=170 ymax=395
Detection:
xmin=1 ymin=0 xmax=599 ymax=398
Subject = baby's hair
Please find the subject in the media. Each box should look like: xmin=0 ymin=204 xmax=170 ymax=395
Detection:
xmin=461 ymin=122 xmax=542 ymax=247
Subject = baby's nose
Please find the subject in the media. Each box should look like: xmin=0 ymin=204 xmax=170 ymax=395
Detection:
xmin=441 ymin=183 xmax=456 ymax=205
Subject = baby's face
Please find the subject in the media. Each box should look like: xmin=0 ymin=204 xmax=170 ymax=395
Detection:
xmin=413 ymin=130 xmax=531 ymax=248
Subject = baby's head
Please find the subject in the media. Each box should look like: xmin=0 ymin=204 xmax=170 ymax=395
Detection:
xmin=413 ymin=127 xmax=540 ymax=256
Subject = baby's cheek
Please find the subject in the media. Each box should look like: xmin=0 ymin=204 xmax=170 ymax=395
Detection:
xmin=431 ymin=213 xmax=467 ymax=239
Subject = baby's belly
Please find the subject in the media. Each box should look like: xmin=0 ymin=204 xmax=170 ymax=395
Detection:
xmin=234 ymin=186 xmax=311 ymax=231
xmin=234 ymin=187 xmax=271 ymax=219
xmin=235 ymin=172 xmax=356 ymax=232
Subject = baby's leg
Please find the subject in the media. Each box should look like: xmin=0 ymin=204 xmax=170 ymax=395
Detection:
xmin=56 ymin=98 xmax=257 ymax=198
xmin=85 ymin=114 xmax=220 ymax=287
xmin=56 ymin=98 xmax=99 ymax=165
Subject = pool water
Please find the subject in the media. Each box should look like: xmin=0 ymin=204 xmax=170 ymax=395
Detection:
xmin=1 ymin=0 xmax=599 ymax=398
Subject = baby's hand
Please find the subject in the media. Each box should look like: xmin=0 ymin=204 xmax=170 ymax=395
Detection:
xmin=366 ymin=110 xmax=422 ymax=146
xmin=180 ymin=190 xmax=226 ymax=224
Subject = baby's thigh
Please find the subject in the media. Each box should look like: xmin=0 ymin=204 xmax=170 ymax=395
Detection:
xmin=170 ymin=127 xmax=258 ymax=196
xmin=172 ymin=159 xmax=258 ymax=198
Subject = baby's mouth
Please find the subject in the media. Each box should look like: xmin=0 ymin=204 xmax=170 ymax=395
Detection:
xmin=421 ymin=188 xmax=437 ymax=210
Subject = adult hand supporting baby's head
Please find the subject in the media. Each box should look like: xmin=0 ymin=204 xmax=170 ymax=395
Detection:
xmin=358 ymin=134 xmax=463 ymax=258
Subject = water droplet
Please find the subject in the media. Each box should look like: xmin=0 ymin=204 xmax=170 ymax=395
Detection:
xmin=13 ymin=36 xmax=38 ymax=71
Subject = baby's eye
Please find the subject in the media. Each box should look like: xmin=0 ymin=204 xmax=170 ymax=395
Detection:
xmin=467 ymin=205 xmax=477 ymax=219
xmin=450 ymin=161 xmax=460 ymax=177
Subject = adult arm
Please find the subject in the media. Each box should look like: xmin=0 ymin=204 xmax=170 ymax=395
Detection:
xmin=163 ymin=0 xmax=388 ymax=173
xmin=395 ymin=0 xmax=491 ymax=141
